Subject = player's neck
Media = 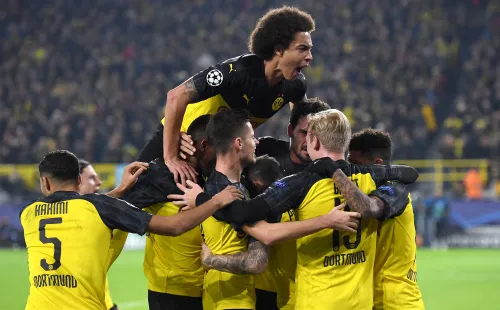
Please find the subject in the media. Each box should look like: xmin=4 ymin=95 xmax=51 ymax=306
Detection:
xmin=263 ymin=59 xmax=283 ymax=87
xmin=314 ymin=149 xmax=345 ymax=162
xmin=47 ymin=184 xmax=79 ymax=196
xmin=215 ymin=154 xmax=243 ymax=183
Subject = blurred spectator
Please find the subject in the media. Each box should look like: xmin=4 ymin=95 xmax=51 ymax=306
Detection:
xmin=424 ymin=190 xmax=451 ymax=247
xmin=464 ymin=168 xmax=484 ymax=199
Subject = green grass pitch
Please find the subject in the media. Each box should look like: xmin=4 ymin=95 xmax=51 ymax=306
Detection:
xmin=2 ymin=248 xmax=499 ymax=309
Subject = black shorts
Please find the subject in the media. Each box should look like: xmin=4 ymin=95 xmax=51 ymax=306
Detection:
xmin=109 ymin=304 xmax=118 ymax=310
xmin=137 ymin=123 xmax=164 ymax=163
xmin=148 ymin=290 xmax=202 ymax=310
xmin=255 ymin=288 xmax=278 ymax=310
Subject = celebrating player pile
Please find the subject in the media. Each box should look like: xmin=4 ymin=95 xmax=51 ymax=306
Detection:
xmin=19 ymin=5 xmax=424 ymax=310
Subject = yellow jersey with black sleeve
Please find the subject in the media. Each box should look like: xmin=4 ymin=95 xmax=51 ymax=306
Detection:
xmin=201 ymin=170 xmax=256 ymax=310
xmin=143 ymin=202 xmax=204 ymax=297
xmin=20 ymin=191 xmax=152 ymax=310
xmin=372 ymin=193 xmax=424 ymax=310
xmin=208 ymin=161 xmax=413 ymax=310
xmin=160 ymin=54 xmax=307 ymax=131
xmin=294 ymin=175 xmax=379 ymax=310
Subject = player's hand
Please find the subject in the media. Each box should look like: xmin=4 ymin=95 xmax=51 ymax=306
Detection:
xmin=200 ymin=241 xmax=213 ymax=271
xmin=165 ymin=157 xmax=198 ymax=186
xmin=324 ymin=203 xmax=361 ymax=233
xmin=212 ymin=186 xmax=244 ymax=208
xmin=117 ymin=161 xmax=149 ymax=192
xmin=167 ymin=180 xmax=204 ymax=211
xmin=179 ymin=132 xmax=196 ymax=160
xmin=305 ymin=157 xmax=340 ymax=178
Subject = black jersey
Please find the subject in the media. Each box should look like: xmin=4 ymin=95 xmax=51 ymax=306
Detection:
xmin=160 ymin=54 xmax=307 ymax=130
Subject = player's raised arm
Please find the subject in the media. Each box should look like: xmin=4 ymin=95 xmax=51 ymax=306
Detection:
xmin=163 ymin=78 xmax=200 ymax=185
xmin=90 ymin=185 xmax=243 ymax=237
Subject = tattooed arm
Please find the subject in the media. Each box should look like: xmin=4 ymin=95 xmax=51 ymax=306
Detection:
xmin=201 ymin=240 xmax=269 ymax=275
xmin=163 ymin=77 xmax=200 ymax=183
xmin=332 ymin=169 xmax=385 ymax=219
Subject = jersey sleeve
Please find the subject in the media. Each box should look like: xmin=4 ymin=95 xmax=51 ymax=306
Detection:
xmin=191 ymin=61 xmax=247 ymax=101
xmin=369 ymin=181 xmax=410 ymax=220
xmin=258 ymin=171 xmax=321 ymax=215
xmin=83 ymin=194 xmax=152 ymax=235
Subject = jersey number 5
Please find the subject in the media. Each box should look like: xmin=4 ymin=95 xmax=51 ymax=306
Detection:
xmin=39 ymin=218 xmax=62 ymax=271
xmin=332 ymin=198 xmax=362 ymax=251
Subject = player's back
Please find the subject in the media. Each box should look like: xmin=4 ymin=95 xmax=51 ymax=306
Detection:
xmin=295 ymin=173 xmax=379 ymax=310
xmin=374 ymin=194 xmax=424 ymax=310
xmin=20 ymin=192 xmax=115 ymax=310
xmin=143 ymin=202 xmax=204 ymax=297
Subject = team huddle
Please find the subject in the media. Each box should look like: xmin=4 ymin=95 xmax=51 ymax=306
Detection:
xmin=20 ymin=6 xmax=425 ymax=310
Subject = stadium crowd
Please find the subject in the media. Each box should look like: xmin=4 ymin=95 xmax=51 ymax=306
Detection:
xmin=1 ymin=0 xmax=498 ymax=164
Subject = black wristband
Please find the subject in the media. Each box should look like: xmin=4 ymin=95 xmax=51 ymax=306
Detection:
xmin=195 ymin=192 xmax=211 ymax=207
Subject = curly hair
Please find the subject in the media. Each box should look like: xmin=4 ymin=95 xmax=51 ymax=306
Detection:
xmin=248 ymin=6 xmax=315 ymax=60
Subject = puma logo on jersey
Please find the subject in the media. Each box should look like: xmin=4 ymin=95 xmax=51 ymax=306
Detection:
xmin=242 ymin=94 xmax=253 ymax=105
xmin=229 ymin=64 xmax=237 ymax=73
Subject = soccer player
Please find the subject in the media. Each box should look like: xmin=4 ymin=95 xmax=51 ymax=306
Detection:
xmin=198 ymin=109 xmax=269 ymax=310
xmin=78 ymin=159 xmax=148 ymax=310
xmin=130 ymin=115 xmax=215 ymax=310
xmin=20 ymin=150 xmax=242 ymax=310
xmin=176 ymin=109 xmax=417 ymax=310
xmin=138 ymin=6 xmax=315 ymax=186
xmin=347 ymin=129 xmax=425 ymax=310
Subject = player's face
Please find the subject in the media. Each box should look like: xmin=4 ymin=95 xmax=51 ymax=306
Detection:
xmin=347 ymin=150 xmax=374 ymax=165
xmin=79 ymin=165 xmax=102 ymax=194
xmin=289 ymin=116 xmax=311 ymax=164
xmin=240 ymin=122 xmax=259 ymax=166
xmin=279 ymin=32 xmax=313 ymax=80
xmin=305 ymin=132 xmax=320 ymax=161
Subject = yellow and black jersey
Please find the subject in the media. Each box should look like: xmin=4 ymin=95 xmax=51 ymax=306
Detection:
xmin=201 ymin=170 xmax=256 ymax=310
xmin=373 ymin=194 xmax=424 ymax=310
xmin=20 ymin=191 xmax=152 ymax=310
xmin=161 ymin=54 xmax=307 ymax=131
xmin=203 ymin=161 xmax=412 ymax=310
xmin=143 ymin=202 xmax=204 ymax=298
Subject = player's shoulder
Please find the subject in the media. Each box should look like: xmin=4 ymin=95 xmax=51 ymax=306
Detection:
xmin=220 ymin=54 xmax=264 ymax=76
xmin=283 ymin=71 xmax=307 ymax=99
xmin=274 ymin=170 xmax=324 ymax=189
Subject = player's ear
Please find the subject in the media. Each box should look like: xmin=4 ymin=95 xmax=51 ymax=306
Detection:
xmin=275 ymin=45 xmax=285 ymax=57
xmin=200 ymin=139 xmax=208 ymax=152
xmin=235 ymin=137 xmax=243 ymax=150
xmin=287 ymin=123 xmax=293 ymax=138
xmin=41 ymin=176 xmax=50 ymax=193
xmin=77 ymin=174 xmax=82 ymax=187
xmin=313 ymin=135 xmax=321 ymax=151
xmin=374 ymin=158 xmax=384 ymax=165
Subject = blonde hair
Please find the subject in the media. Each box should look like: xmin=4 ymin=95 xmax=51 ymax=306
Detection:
xmin=307 ymin=109 xmax=351 ymax=152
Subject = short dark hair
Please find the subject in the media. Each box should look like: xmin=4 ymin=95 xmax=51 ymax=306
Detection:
xmin=248 ymin=155 xmax=284 ymax=186
xmin=39 ymin=150 xmax=80 ymax=183
xmin=78 ymin=159 xmax=91 ymax=174
xmin=249 ymin=6 xmax=315 ymax=60
xmin=349 ymin=129 xmax=393 ymax=163
xmin=187 ymin=114 xmax=211 ymax=144
xmin=290 ymin=97 xmax=330 ymax=129
xmin=207 ymin=109 xmax=251 ymax=155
